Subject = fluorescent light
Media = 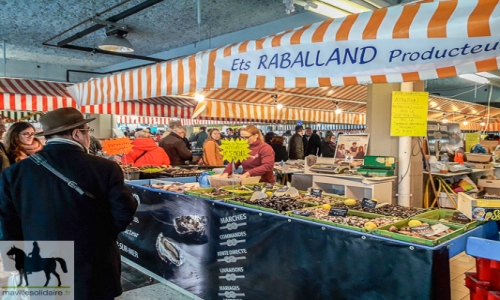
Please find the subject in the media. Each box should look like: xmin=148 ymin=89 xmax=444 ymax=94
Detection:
xmin=459 ymin=74 xmax=490 ymax=85
xmin=295 ymin=0 xmax=350 ymax=18
xmin=321 ymin=0 xmax=370 ymax=13
xmin=276 ymin=103 xmax=284 ymax=110
xmin=476 ymin=72 xmax=500 ymax=79
xmin=194 ymin=94 xmax=205 ymax=102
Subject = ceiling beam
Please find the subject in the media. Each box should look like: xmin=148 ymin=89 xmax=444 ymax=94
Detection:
xmin=56 ymin=0 xmax=165 ymax=47
xmin=44 ymin=44 xmax=164 ymax=62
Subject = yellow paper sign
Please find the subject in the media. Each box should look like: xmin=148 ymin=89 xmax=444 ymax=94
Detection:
xmin=102 ymin=137 xmax=134 ymax=156
xmin=465 ymin=132 xmax=480 ymax=152
xmin=390 ymin=91 xmax=428 ymax=137
xmin=219 ymin=138 xmax=251 ymax=163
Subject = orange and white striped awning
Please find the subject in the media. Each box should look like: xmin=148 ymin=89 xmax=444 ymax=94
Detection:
xmin=0 ymin=77 xmax=76 ymax=111
xmin=117 ymin=115 xmax=250 ymax=126
xmin=192 ymin=100 xmax=366 ymax=124
xmin=80 ymin=101 xmax=194 ymax=118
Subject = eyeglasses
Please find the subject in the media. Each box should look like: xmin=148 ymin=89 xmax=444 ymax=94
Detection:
xmin=240 ymin=135 xmax=253 ymax=140
xmin=78 ymin=128 xmax=95 ymax=134
xmin=20 ymin=132 xmax=35 ymax=138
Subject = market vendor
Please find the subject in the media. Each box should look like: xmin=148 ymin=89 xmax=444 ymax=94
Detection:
xmin=221 ymin=125 xmax=275 ymax=183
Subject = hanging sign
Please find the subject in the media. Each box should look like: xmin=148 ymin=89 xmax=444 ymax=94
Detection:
xmin=465 ymin=133 xmax=480 ymax=152
xmin=219 ymin=138 xmax=251 ymax=163
xmin=390 ymin=91 xmax=428 ymax=137
xmin=102 ymin=137 xmax=134 ymax=156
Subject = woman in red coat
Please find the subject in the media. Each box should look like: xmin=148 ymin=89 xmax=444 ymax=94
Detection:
xmin=124 ymin=130 xmax=170 ymax=167
xmin=221 ymin=125 xmax=275 ymax=183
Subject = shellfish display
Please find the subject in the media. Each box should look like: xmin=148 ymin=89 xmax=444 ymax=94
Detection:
xmin=292 ymin=194 xmax=341 ymax=205
xmin=174 ymin=215 xmax=208 ymax=240
xmin=332 ymin=201 xmax=426 ymax=218
xmin=156 ymin=233 xmax=184 ymax=266
xmin=294 ymin=208 xmax=400 ymax=228
xmin=233 ymin=196 xmax=308 ymax=212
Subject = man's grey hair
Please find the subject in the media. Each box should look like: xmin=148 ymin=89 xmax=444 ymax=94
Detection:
xmin=173 ymin=126 xmax=187 ymax=134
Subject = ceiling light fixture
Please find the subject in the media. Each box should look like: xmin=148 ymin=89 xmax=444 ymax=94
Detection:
xmin=459 ymin=74 xmax=490 ymax=85
xmin=194 ymin=94 xmax=205 ymax=102
xmin=441 ymin=113 xmax=448 ymax=124
xmin=272 ymin=94 xmax=283 ymax=110
xmin=99 ymin=26 xmax=134 ymax=53
xmin=462 ymin=116 xmax=468 ymax=125
xmin=480 ymin=118 xmax=486 ymax=126
xmin=294 ymin=0 xmax=350 ymax=18
xmin=335 ymin=101 xmax=342 ymax=114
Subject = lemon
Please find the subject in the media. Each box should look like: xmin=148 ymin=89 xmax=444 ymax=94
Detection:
xmin=408 ymin=220 xmax=422 ymax=228
xmin=364 ymin=221 xmax=377 ymax=231
xmin=322 ymin=204 xmax=332 ymax=211
xmin=265 ymin=192 xmax=273 ymax=197
xmin=344 ymin=199 xmax=357 ymax=206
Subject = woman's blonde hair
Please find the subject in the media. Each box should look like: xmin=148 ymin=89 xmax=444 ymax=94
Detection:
xmin=240 ymin=125 xmax=264 ymax=142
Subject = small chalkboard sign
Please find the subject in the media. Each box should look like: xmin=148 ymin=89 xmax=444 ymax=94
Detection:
xmin=361 ymin=198 xmax=377 ymax=209
xmin=264 ymin=182 xmax=274 ymax=189
xmin=452 ymin=212 xmax=471 ymax=223
xmin=310 ymin=188 xmax=323 ymax=197
xmin=252 ymin=185 xmax=262 ymax=192
xmin=328 ymin=208 xmax=348 ymax=217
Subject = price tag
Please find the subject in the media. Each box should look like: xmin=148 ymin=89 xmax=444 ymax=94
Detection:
xmin=452 ymin=212 xmax=471 ymax=223
xmin=252 ymin=185 xmax=262 ymax=191
xmin=361 ymin=198 xmax=377 ymax=209
xmin=328 ymin=208 xmax=348 ymax=217
xmin=310 ymin=188 xmax=323 ymax=197
xmin=410 ymin=225 xmax=433 ymax=235
xmin=264 ymin=182 xmax=274 ymax=189
xmin=275 ymin=187 xmax=289 ymax=193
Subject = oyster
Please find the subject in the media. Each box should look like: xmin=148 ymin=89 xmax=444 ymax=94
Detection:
xmin=156 ymin=233 xmax=184 ymax=266
xmin=174 ymin=215 xmax=208 ymax=238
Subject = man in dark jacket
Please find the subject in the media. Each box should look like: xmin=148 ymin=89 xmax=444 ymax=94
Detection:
xmin=288 ymin=125 xmax=305 ymax=160
xmin=189 ymin=126 xmax=208 ymax=148
xmin=306 ymin=128 xmax=322 ymax=156
xmin=160 ymin=126 xmax=193 ymax=165
xmin=0 ymin=108 xmax=138 ymax=300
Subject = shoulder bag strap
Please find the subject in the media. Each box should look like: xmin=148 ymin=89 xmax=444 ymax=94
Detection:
xmin=29 ymin=154 xmax=96 ymax=199
xmin=134 ymin=151 xmax=148 ymax=163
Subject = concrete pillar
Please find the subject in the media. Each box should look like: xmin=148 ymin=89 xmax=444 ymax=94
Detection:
xmin=365 ymin=83 xmax=424 ymax=207
xmin=86 ymin=114 xmax=117 ymax=139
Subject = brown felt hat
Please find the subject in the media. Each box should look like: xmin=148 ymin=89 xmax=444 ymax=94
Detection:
xmin=36 ymin=108 xmax=95 ymax=136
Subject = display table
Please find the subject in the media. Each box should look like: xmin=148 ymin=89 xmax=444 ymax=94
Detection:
xmin=119 ymin=183 xmax=499 ymax=300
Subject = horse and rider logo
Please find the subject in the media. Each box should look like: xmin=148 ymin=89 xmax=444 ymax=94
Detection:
xmin=6 ymin=241 xmax=68 ymax=287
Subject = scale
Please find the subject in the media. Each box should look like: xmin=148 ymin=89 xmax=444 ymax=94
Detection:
xmin=309 ymin=162 xmax=351 ymax=174
xmin=357 ymin=156 xmax=396 ymax=177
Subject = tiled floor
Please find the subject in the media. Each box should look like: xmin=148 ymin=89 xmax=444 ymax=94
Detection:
xmin=117 ymin=253 xmax=478 ymax=300
xmin=450 ymin=251 xmax=476 ymax=300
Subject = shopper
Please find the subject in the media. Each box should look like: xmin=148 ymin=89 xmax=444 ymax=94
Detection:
xmin=321 ymin=134 xmax=336 ymax=158
xmin=4 ymin=122 xmax=43 ymax=164
xmin=202 ymin=129 xmax=224 ymax=166
xmin=0 ymin=119 xmax=8 ymax=172
xmin=160 ymin=126 xmax=192 ymax=165
xmin=88 ymin=135 xmax=102 ymax=155
xmin=305 ymin=127 xmax=321 ymax=156
xmin=0 ymin=107 xmax=138 ymax=299
xmin=189 ymin=126 xmax=208 ymax=149
xmin=289 ymin=125 xmax=305 ymax=160
xmin=226 ymin=128 xmax=234 ymax=139
xmin=221 ymin=125 xmax=275 ymax=183
xmin=264 ymin=132 xmax=275 ymax=145
xmin=124 ymin=130 xmax=170 ymax=167
xmin=271 ymin=136 xmax=288 ymax=162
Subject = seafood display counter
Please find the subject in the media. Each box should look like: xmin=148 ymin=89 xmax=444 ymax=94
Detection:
xmin=118 ymin=182 xmax=499 ymax=300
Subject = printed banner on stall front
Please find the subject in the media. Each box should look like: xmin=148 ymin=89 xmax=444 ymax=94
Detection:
xmin=120 ymin=185 xmax=450 ymax=300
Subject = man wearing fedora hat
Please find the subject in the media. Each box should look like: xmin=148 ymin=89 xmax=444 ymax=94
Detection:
xmin=0 ymin=108 xmax=138 ymax=299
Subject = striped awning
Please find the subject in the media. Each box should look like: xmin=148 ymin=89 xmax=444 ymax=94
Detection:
xmin=0 ymin=77 xmax=76 ymax=111
xmin=0 ymin=110 xmax=44 ymax=122
xmin=117 ymin=115 xmax=250 ymax=126
xmin=192 ymin=100 xmax=366 ymax=124
xmin=80 ymin=101 xmax=194 ymax=118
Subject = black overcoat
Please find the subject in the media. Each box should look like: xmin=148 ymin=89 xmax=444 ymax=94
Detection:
xmin=0 ymin=143 xmax=138 ymax=300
